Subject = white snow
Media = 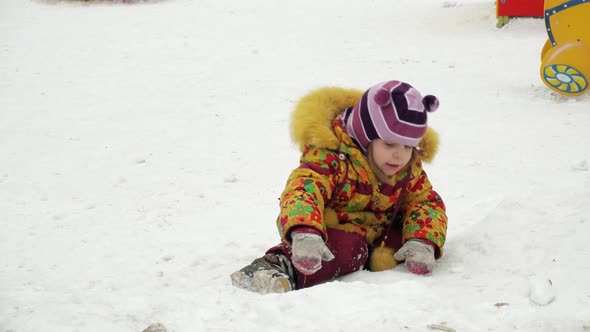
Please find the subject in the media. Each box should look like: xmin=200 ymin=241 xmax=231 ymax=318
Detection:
xmin=1 ymin=0 xmax=590 ymax=331
xmin=528 ymin=275 xmax=556 ymax=306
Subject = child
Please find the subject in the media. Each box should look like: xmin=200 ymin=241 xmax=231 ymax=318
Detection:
xmin=230 ymin=80 xmax=447 ymax=294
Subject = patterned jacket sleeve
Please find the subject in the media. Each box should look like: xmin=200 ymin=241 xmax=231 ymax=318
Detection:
xmin=276 ymin=146 xmax=342 ymax=242
xmin=401 ymin=159 xmax=448 ymax=258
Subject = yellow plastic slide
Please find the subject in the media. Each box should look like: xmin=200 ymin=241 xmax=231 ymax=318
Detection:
xmin=540 ymin=0 xmax=590 ymax=96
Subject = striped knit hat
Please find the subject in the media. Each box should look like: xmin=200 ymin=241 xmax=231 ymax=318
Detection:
xmin=341 ymin=80 xmax=439 ymax=152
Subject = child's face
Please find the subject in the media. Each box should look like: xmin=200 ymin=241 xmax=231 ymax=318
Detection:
xmin=371 ymin=139 xmax=413 ymax=178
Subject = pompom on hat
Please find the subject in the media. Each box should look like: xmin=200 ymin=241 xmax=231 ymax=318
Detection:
xmin=341 ymin=80 xmax=439 ymax=152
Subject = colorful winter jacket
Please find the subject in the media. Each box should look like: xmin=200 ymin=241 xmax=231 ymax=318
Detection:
xmin=276 ymin=87 xmax=447 ymax=258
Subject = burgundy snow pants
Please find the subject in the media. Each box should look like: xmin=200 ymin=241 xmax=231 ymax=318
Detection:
xmin=266 ymin=226 xmax=403 ymax=290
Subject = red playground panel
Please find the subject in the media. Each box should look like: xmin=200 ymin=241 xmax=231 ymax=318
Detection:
xmin=497 ymin=0 xmax=544 ymax=17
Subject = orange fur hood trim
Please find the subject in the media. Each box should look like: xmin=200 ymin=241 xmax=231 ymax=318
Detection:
xmin=290 ymin=86 xmax=440 ymax=162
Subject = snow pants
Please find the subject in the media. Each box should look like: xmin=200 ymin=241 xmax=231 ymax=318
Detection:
xmin=266 ymin=226 xmax=402 ymax=290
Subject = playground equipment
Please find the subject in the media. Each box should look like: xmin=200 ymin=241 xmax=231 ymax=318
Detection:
xmin=496 ymin=0 xmax=544 ymax=28
xmin=540 ymin=0 xmax=590 ymax=96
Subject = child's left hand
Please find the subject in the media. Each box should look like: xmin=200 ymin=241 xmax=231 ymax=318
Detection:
xmin=393 ymin=240 xmax=435 ymax=275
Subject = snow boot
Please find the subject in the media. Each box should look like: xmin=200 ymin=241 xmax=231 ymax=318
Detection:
xmin=230 ymin=253 xmax=295 ymax=294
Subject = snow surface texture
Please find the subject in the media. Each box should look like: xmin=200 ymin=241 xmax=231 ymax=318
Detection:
xmin=1 ymin=0 xmax=589 ymax=331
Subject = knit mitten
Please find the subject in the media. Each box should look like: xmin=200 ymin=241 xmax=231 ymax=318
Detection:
xmin=393 ymin=240 xmax=435 ymax=275
xmin=291 ymin=232 xmax=335 ymax=275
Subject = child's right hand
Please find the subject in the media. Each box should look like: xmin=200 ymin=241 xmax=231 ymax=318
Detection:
xmin=291 ymin=232 xmax=335 ymax=275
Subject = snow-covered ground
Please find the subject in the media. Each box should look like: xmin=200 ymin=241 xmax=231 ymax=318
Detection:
xmin=1 ymin=0 xmax=589 ymax=331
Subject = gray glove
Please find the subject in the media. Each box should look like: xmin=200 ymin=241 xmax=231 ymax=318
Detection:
xmin=393 ymin=240 xmax=435 ymax=275
xmin=291 ymin=232 xmax=335 ymax=275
